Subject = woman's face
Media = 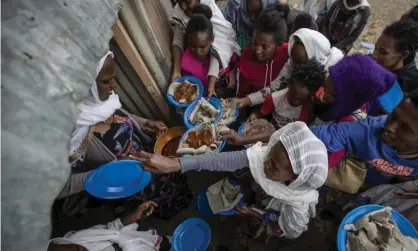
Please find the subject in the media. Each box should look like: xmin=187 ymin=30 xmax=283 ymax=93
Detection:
xmin=291 ymin=43 xmax=308 ymax=65
xmin=96 ymin=55 xmax=117 ymax=101
xmin=320 ymin=76 xmax=336 ymax=104
xmin=252 ymin=30 xmax=278 ymax=61
xmin=372 ymin=34 xmax=407 ymax=70
xmin=187 ymin=31 xmax=213 ymax=61
xmin=247 ymin=0 xmax=262 ymax=23
xmin=263 ymin=142 xmax=296 ymax=182
xmin=287 ymin=79 xmax=312 ymax=107
xmin=177 ymin=0 xmax=199 ymax=17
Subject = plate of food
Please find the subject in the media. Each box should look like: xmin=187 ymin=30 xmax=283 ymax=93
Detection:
xmin=176 ymin=123 xmax=229 ymax=156
xmin=238 ymin=119 xmax=276 ymax=148
xmin=184 ymin=97 xmax=222 ymax=129
xmin=167 ymin=76 xmax=204 ymax=108
xmin=217 ymin=98 xmax=239 ymax=126
xmin=338 ymin=205 xmax=418 ymax=251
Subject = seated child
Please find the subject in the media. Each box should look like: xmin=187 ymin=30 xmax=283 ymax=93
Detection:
xmin=181 ymin=5 xmax=237 ymax=98
xmin=223 ymin=58 xmax=325 ymax=146
xmin=252 ymin=58 xmax=326 ymax=128
xmin=172 ymin=1 xmax=240 ymax=98
xmin=236 ymin=3 xmax=290 ymax=100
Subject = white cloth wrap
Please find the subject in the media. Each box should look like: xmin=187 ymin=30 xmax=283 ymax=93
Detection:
xmin=246 ymin=122 xmax=328 ymax=238
xmin=70 ymin=51 xmax=122 ymax=153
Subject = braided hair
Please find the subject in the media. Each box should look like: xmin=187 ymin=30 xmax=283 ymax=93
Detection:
xmin=255 ymin=3 xmax=290 ymax=44
xmin=383 ymin=20 xmax=418 ymax=65
xmin=291 ymin=58 xmax=327 ymax=94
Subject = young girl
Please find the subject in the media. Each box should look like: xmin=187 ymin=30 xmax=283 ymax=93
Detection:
xmin=139 ymin=122 xmax=328 ymax=239
xmin=171 ymin=0 xmax=240 ymax=97
xmin=222 ymin=0 xmax=277 ymax=50
xmin=238 ymin=28 xmax=344 ymax=108
xmin=236 ymin=3 xmax=290 ymax=100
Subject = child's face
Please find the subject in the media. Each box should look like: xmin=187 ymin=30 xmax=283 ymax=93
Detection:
xmin=187 ymin=31 xmax=213 ymax=61
xmin=263 ymin=142 xmax=295 ymax=182
xmin=252 ymin=30 xmax=278 ymax=61
xmin=287 ymin=79 xmax=312 ymax=107
xmin=247 ymin=0 xmax=262 ymax=23
xmin=290 ymin=43 xmax=308 ymax=65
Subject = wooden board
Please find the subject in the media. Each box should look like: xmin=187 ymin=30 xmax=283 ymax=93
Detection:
xmin=112 ymin=20 xmax=170 ymax=120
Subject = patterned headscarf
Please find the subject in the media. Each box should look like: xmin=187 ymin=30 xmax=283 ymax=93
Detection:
xmin=318 ymin=54 xmax=397 ymax=122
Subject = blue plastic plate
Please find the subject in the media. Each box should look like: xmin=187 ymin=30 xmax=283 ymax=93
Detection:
xmin=179 ymin=125 xmax=226 ymax=156
xmin=197 ymin=179 xmax=245 ymax=216
xmin=337 ymin=205 xmax=418 ymax=251
xmin=85 ymin=160 xmax=152 ymax=199
xmin=237 ymin=122 xmax=250 ymax=148
xmin=184 ymin=97 xmax=223 ymax=129
xmin=167 ymin=76 xmax=204 ymax=108
xmin=172 ymin=218 xmax=211 ymax=251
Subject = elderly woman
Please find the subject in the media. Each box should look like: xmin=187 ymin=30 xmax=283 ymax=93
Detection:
xmin=139 ymin=122 xmax=329 ymax=239
xmin=60 ymin=51 xmax=191 ymax=218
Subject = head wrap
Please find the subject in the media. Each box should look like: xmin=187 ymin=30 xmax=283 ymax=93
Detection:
xmin=318 ymin=54 xmax=397 ymax=122
xmin=70 ymin=51 xmax=121 ymax=154
xmin=246 ymin=122 xmax=328 ymax=238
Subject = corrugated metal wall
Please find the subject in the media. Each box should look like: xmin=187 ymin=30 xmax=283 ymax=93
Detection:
xmin=111 ymin=0 xmax=177 ymax=123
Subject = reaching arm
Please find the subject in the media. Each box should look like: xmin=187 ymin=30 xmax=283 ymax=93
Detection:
xmin=310 ymin=118 xmax=369 ymax=154
xmin=180 ymin=150 xmax=249 ymax=172
xmin=171 ymin=24 xmax=185 ymax=80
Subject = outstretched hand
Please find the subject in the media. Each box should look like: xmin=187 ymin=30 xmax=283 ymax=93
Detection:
xmin=145 ymin=120 xmax=167 ymax=135
xmin=221 ymin=130 xmax=246 ymax=146
xmin=138 ymin=151 xmax=181 ymax=174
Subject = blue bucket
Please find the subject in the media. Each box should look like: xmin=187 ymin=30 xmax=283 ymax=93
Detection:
xmin=183 ymin=97 xmax=222 ymax=129
xmin=167 ymin=76 xmax=204 ymax=108
xmin=337 ymin=205 xmax=418 ymax=251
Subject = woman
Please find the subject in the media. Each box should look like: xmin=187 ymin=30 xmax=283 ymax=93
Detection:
xmin=61 ymin=51 xmax=191 ymax=218
xmin=238 ymin=28 xmax=343 ymax=108
xmin=48 ymin=201 xmax=171 ymax=251
xmin=140 ymin=122 xmax=328 ymax=239
xmin=171 ymin=0 xmax=240 ymax=98
xmin=222 ymin=0 xmax=277 ymax=50
xmin=372 ymin=20 xmax=418 ymax=94
xmin=320 ymin=0 xmax=370 ymax=53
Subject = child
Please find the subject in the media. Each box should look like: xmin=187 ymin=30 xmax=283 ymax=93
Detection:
xmin=172 ymin=0 xmax=240 ymax=98
xmin=252 ymin=58 xmax=326 ymax=129
xmin=181 ymin=6 xmax=237 ymax=98
xmin=139 ymin=122 xmax=329 ymax=239
xmin=236 ymin=3 xmax=290 ymax=100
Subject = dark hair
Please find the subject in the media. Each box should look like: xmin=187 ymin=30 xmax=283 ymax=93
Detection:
xmin=409 ymin=88 xmax=418 ymax=108
xmin=383 ymin=20 xmax=418 ymax=65
xmin=404 ymin=5 xmax=418 ymax=22
xmin=291 ymin=58 xmax=327 ymax=93
xmin=192 ymin=3 xmax=212 ymax=20
xmin=291 ymin=13 xmax=318 ymax=33
xmin=186 ymin=13 xmax=213 ymax=38
xmin=255 ymin=3 xmax=290 ymax=44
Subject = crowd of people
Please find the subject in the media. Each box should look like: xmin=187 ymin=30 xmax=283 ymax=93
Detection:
xmin=49 ymin=0 xmax=418 ymax=250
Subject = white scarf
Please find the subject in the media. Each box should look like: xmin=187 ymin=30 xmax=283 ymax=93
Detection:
xmin=172 ymin=0 xmax=241 ymax=69
xmin=246 ymin=122 xmax=328 ymax=238
xmin=49 ymin=220 xmax=159 ymax=251
xmin=70 ymin=51 xmax=122 ymax=154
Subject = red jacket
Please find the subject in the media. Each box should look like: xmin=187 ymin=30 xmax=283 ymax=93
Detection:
xmin=237 ymin=43 xmax=289 ymax=98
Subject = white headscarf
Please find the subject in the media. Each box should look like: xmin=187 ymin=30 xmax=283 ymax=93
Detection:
xmin=70 ymin=51 xmax=122 ymax=154
xmin=246 ymin=122 xmax=328 ymax=238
